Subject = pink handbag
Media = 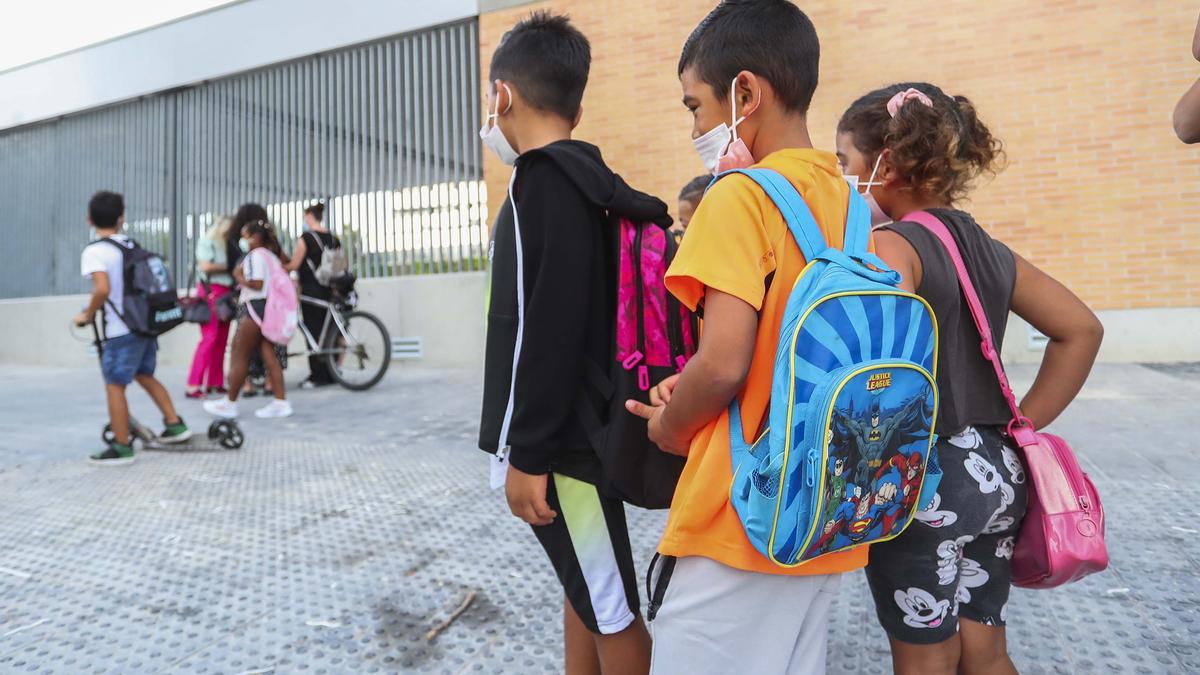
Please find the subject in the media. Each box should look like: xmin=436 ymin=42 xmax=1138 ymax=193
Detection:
xmin=905 ymin=211 xmax=1108 ymax=589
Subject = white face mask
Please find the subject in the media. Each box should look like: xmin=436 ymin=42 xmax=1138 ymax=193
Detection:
xmin=692 ymin=78 xmax=753 ymax=175
xmin=844 ymin=153 xmax=891 ymax=227
xmin=479 ymin=84 xmax=518 ymax=166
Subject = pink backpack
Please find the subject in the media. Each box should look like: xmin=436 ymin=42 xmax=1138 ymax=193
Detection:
xmin=245 ymin=249 xmax=299 ymax=345
xmin=572 ymin=217 xmax=698 ymax=510
xmin=905 ymin=211 xmax=1108 ymax=589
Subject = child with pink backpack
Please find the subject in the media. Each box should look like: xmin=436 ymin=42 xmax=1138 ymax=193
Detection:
xmin=205 ymin=219 xmax=298 ymax=420
xmin=836 ymin=83 xmax=1104 ymax=673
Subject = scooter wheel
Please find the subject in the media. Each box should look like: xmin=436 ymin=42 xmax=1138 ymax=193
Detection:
xmin=207 ymin=421 xmax=221 ymax=440
xmin=216 ymin=421 xmax=244 ymax=449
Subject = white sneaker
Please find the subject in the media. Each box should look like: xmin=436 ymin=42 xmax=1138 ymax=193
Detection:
xmin=255 ymin=399 xmax=294 ymax=419
xmin=203 ymin=398 xmax=239 ymax=419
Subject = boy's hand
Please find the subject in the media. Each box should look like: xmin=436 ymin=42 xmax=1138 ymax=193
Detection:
xmin=626 ymin=400 xmax=691 ymax=457
xmin=650 ymin=374 xmax=680 ymax=406
xmin=505 ymin=465 xmax=557 ymax=526
xmin=74 ymin=311 xmax=92 ymax=328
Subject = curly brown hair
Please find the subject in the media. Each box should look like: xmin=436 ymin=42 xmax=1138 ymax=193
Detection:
xmin=837 ymin=82 xmax=1005 ymax=205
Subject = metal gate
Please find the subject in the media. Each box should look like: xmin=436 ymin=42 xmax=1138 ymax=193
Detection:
xmin=0 ymin=19 xmax=483 ymax=300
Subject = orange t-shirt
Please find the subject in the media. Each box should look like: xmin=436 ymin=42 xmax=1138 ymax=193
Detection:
xmin=659 ymin=148 xmax=869 ymax=575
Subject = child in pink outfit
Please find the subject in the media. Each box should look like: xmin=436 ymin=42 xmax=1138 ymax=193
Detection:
xmin=186 ymin=218 xmax=235 ymax=398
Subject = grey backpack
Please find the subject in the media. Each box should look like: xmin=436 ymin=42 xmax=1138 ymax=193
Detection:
xmin=306 ymin=232 xmax=348 ymax=286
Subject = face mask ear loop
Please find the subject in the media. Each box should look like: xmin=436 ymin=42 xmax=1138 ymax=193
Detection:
xmin=861 ymin=152 xmax=885 ymax=194
xmin=729 ymin=79 xmax=746 ymax=142
xmin=488 ymin=83 xmax=513 ymax=128
xmin=499 ymin=83 xmax=513 ymax=116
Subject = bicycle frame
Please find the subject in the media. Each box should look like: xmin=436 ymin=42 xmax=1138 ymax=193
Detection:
xmin=291 ymin=295 xmax=359 ymax=358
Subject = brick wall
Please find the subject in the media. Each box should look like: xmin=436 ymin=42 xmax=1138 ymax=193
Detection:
xmin=481 ymin=1 xmax=1200 ymax=310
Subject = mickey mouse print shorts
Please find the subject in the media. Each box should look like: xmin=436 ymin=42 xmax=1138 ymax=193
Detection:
xmin=865 ymin=425 xmax=1028 ymax=644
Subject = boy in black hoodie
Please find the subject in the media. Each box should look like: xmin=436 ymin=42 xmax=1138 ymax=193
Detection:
xmin=477 ymin=12 xmax=669 ymax=674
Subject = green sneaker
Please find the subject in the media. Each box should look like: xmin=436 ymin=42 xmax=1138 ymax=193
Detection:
xmin=90 ymin=443 xmax=135 ymax=466
xmin=160 ymin=418 xmax=193 ymax=444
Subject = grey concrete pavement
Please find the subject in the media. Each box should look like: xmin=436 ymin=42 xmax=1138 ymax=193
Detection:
xmin=0 ymin=361 xmax=1197 ymax=673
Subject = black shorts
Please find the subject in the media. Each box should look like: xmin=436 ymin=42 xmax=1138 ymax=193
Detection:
xmin=866 ymin=425 xmax=1028 ymax=644
xmin=530 ymin=473 xmax=640 ymax=635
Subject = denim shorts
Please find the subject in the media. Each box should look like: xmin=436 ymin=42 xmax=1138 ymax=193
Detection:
xmin=101 ymin=333 xmax=157 ymax=386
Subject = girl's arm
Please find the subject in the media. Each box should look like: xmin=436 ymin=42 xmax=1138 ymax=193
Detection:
xmin=1174 ymin=78 xmax=1200 ymax=143
xmin=232 ymin=257 xmax=261 ymax=290
xmin=1009 ymin=253 xmax=1103 ymax=429
xmin=873 ymin=230 xmax=921 ymax=292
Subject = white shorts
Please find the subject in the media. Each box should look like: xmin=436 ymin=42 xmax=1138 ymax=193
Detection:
xmin=648 ymin=555 xmax=843 ymax=675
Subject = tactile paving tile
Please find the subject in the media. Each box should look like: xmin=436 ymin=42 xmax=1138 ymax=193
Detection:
xmin=1 ymin=364 xmax=1196 ymax=673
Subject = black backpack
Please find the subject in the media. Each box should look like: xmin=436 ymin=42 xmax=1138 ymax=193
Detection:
xmin=98 ymin=238 xmax=184 ymax=337
xmin=573 ymin=215 xmax=699 ymax=510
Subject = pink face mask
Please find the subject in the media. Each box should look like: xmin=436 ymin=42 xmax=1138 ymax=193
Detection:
xmin=692 ymin=78 xmax=757 ymax=175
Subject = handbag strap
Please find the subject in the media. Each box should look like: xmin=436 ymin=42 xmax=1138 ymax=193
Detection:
xmin=902 ymin=211 xmax=1038 ymax=444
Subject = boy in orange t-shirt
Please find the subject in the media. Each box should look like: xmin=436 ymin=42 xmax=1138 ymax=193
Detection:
xmin=625 ymin=2 xmax=865 ymax=672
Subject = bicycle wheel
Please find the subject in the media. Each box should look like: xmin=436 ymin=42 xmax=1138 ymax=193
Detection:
xmin=324 ymin=310 xmax=391 ymax=391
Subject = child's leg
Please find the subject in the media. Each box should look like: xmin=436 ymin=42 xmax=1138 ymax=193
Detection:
xmin=529 ymin=474 xmax=646 ymax=674
xmin=99 ymin=334 xmax=141 ymax=445
xmin=105 ymin=384 xmax=131 ymax=445
xmin=225 ymin=318 xmax=262 ymax=402
xmin=956 ymin=621 xmax=1016 ymax=675
xmin=124 ymin=335 xmax=179 ymax=424
xmin=563 ymin=597 xmax=601 ymax=675
xmin=886 ymin=635 xmax=961 ymax=675
xmin=135 ymin=374 xmax=181 ymax=425
xmin=594 ymin=614 xmax=650 ymax=675
xmin=259 ymin=339 xmax=286 ymax=401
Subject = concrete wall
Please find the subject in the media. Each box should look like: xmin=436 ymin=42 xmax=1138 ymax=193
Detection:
xmin=0 ymin=272 xmax=487 ymax=371
xmin=1 ymin=273 xmax=1193 ymax=373
xmin=1003 ymin=308 xmax=1200 ymax=365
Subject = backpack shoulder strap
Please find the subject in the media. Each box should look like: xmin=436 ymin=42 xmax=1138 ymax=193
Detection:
xmin=843 ymin=189 xmax=872 ymax=259
xmin=903 ymin=210 xmax=1025 ymax=427
xmin=713 ymin=168 xmax=828 ymax=262
xmin=307 ymin=231 xmax=327 ymax=252
xmin=96 ymin=237 xmax=130 ymax=254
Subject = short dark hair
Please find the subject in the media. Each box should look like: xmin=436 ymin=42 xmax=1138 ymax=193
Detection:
xmin=679 ymin=0 xmax=819 ymax=115
xmin=489 ymin=11 xmax=591 ymax=122
xmin=679 ymin=175 xmax=711 ymax=203
xmin=304 ymin=202 xmax=324 ymax=221
xmin=88 ymin=191 xmax=124 ymax=229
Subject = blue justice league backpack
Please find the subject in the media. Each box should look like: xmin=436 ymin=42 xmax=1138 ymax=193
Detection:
xmin=718 ymin=168 xmax=941 ymax=567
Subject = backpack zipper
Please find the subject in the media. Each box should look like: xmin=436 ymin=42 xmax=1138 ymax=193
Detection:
xmin=632 ymin=226 xmax=649 ymax=390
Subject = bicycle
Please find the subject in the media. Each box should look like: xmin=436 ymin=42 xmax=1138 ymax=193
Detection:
xmin=291 ymin=289 xmax=391 ymax=391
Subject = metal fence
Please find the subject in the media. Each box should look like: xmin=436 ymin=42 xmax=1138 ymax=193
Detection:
xmin=0 ymin=19 xmax=484 ymax=300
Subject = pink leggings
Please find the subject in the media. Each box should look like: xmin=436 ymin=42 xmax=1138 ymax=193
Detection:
xmin=187 ymin=282 xmax=233 ymax=388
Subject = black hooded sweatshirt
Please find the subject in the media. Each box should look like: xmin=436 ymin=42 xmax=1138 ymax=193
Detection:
xmin=479 ymin=140 xmax=671 ymax=483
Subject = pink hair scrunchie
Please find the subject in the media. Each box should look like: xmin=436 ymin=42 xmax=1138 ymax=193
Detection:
xmin=886 ymin=88 xmax=934 ymax=118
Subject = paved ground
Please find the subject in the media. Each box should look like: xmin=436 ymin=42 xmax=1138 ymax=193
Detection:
xmin=0 ymin=360 xmax=1197 ymax=674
